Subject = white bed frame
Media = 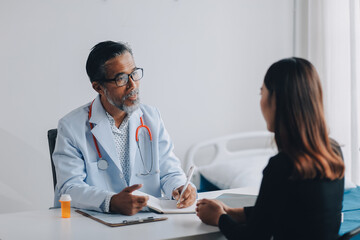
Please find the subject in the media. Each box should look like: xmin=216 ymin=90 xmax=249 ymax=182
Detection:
xmin=184 ymin=131 xmax=277 ymax=189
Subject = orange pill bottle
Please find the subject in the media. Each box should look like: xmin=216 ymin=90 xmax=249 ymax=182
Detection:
xmin=59 ymin=194 xmax=72 ymax=218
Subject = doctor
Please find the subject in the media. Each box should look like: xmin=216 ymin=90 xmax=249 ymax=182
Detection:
xmin=53 ymin=41 xmax=196 ymax=215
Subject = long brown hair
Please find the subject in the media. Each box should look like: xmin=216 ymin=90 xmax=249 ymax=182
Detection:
xmin=264 ymin=57 xmax=344 ymax=180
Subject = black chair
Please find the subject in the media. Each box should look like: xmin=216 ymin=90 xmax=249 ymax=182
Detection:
xmin=339 ymin=226 xmax=360 ymax=240
xmin=47 ymin=129 xmax=58 ymax=190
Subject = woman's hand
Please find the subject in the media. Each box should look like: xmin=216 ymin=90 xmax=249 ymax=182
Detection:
xmin=215 ymin=199 xmax=231 ymax=212
xmin=196 ymin=198 xmax=226 ymax=226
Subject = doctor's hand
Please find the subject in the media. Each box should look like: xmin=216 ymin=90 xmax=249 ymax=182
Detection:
xmin=110 ymin=184 xmax=149 ymax=216
xmin=172 ymin=184 xmax=196 ymax=208
xmin=196 ymin=198 xmax=226 ymax=226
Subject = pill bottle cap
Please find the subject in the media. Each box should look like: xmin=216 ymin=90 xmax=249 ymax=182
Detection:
xmin=60 ymin=194 xmax=72 ymax=201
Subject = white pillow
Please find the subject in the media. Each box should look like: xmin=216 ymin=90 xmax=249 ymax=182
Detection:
xmin=198 ymin=149 xmax=276 ymax=190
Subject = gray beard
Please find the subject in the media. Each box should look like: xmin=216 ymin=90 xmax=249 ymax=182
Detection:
xmin=105 ymin=89 xmax=140 ymax=115
xmin=121 ymin=98 xmax=140 ymax=114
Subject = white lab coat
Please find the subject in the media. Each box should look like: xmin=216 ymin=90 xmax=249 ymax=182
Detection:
xmin=53 ymin=96 xmax=187 ymax=211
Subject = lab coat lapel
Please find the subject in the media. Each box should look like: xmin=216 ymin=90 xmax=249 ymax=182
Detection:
xmin=128 ymin=108 xmax=143 ymax=172
xmin=89 ymin=96 xmax=122 ymax=172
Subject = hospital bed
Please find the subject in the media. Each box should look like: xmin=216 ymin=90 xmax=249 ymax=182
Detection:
xmin=184 ymin=131 xmax=360 ymax=238
xmin=184 ymin=131 xmax=276 ymax=192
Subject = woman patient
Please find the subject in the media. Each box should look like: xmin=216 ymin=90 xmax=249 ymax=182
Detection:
xmin=196 ymin=57 xmax=345 ymax=240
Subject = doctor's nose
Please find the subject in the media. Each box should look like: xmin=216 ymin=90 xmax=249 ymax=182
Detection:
xmin=126 ymin=77 xmax=137 ymax=90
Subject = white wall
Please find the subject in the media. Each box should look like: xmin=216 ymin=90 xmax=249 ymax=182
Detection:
xmin=0 ymin=0 xmax=294 ymax=213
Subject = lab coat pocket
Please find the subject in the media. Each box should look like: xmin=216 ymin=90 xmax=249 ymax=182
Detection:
xmin=85 ymin=161 xmax=108 ymax=189
xmin=132 ymin=167 xmax=161 ymax=197
xmin=86 ymin=161 xmax=100 ymax=174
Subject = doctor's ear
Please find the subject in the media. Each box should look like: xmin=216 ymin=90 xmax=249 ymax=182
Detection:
xmin=92 ymin=82 xmax=104 ymax=94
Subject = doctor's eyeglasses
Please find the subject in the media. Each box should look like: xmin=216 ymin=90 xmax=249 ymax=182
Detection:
xmin=102 ymin=68 xmax=143 ymax=87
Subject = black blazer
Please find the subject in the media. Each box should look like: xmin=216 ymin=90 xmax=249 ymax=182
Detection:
xmin=218 ymin=152 xmax=344 ymax=240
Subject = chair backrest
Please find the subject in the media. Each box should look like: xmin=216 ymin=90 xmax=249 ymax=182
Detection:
xmin=339 ymin=226 xmax=360 ymax=240
xmin=47 ymin=129 xmax=58 ymax=190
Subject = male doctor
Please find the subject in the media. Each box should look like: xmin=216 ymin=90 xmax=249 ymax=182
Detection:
xmin=53 ymin=41 xmax=196 ymax=215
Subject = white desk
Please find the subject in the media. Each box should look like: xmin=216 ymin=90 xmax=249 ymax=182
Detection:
xmin=0 ymin=187 xmax=257 ymax=240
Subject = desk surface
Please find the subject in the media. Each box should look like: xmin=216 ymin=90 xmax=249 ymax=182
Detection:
xmin=0 ymin=187 xmax=257 ymax=240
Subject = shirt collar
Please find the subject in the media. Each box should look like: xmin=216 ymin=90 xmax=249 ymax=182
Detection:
xmin=105 ymin=111 xmax=130 ymax=133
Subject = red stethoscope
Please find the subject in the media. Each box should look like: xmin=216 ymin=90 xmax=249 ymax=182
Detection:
xmin=88 ymin=99 xmax=154 ymax=175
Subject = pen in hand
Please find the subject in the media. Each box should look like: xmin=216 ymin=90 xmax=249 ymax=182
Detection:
xmin=177 ymin=165 xmax=195 ymax=206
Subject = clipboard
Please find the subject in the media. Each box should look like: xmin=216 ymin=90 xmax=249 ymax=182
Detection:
xmin=75 ymin=209 xmax=168 ymax=227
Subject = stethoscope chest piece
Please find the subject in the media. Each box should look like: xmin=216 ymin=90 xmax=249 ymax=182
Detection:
xmin=97 ymin=159 xmax=109 ymax=170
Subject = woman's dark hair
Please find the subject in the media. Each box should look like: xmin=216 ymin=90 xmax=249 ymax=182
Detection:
xmin=264 ymin=57 xmax=344 ymax=180
xmin=86 ymin=41 xmax=133 ymax=83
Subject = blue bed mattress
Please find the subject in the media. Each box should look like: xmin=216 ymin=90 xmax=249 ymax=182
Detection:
xmin=339 ymin=187 xmax=360 ymax=236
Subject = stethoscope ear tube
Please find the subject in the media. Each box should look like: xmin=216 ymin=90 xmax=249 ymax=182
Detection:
xmin=136 ymin=117 xmax=154 ymax=175
xmin=136 ymin=117 xmax=153 ymax=141
xmin=137 ymin=139 xmax=154 ymax=175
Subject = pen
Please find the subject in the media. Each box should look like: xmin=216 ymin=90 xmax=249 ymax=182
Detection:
xmin=177 ymin=165 xmax=195 ymax=205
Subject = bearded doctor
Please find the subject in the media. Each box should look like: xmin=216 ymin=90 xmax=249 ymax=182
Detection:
xmin=53 ymin=41 xmax=196 ymax=215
